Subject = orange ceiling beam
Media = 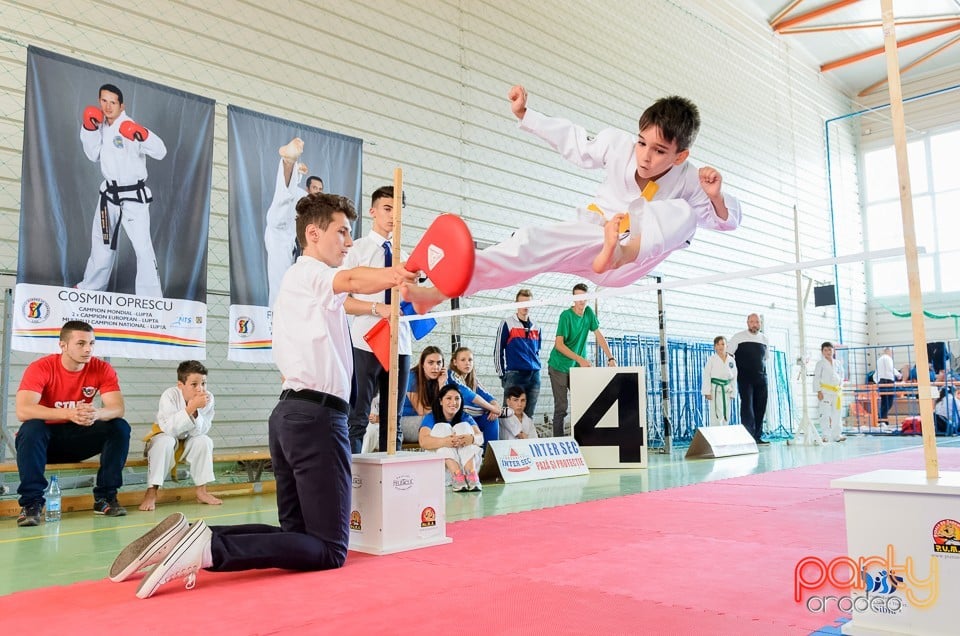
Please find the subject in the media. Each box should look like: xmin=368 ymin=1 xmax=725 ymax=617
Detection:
xmin=821 ymin=22 xmax=960 ymax=72
xmin=781 ymin=15 xmax=960 ymax=34
xmin=858 ymin=33 xmax=960 ymax=96
xmin=770 ymin=0 xmax=804 ymax=29
xmin=773 ymin=0 xmax=860 ymax=32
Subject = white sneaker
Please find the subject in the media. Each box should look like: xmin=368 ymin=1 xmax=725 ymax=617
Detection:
xmin=466 ymin=471 xmax=482 ymax=492
xmin=109 ymin=512 xmax=189 ymax=582
xmin=278 ymin=137 xmax=304 ymax=162
xmin=136 ymin=520 xmax=212 ymax=599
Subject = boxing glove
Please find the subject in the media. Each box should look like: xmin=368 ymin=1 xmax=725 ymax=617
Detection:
xmin=82 ymin=105 xmax=103 ymax=131
xmin=119 ymin=120 xmax=149 ymax=142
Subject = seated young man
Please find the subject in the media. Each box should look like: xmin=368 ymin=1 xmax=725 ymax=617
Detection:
xmin=140 ymin=360 xmax=221 ymax=511
xmin=14 ymin=320 xmax=130 ymax=526
xmin=499 ymin=386 xmax=539 ymax=440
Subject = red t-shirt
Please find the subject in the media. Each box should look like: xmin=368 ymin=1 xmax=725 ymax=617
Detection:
xmin=18 ymin=354 xmax=121 ymax=424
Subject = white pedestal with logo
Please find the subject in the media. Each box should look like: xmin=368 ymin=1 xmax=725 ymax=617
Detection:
xmin=831 ymin=470 xmax=960 ymax=635
xmin=349 ymin=452 xmax=452 ymax=555
xmin=570 ymin=366 xmax=647 ymax=469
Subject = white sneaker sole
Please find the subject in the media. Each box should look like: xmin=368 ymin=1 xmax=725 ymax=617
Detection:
xmin=136 ymin=520 xmax=209 ymax=599
xmin=109 ymin=512 xmax=189 ymax=582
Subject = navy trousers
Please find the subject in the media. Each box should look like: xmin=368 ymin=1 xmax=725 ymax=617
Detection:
xmin=347 ymin=348 xmax=410 ymax=453
xmin=207 ymin=398 xmax=350 ymax=572
xmin=16 ymin=418 xmax=130 ymax=507
xmin=501 ymin=369 xmax=541 ymax=419
xmin=737 ymin=379 xmax=768 ymax=442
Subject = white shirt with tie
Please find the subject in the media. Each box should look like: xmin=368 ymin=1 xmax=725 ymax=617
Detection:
xmin=342 ymin=229 xmax=413 ymax=356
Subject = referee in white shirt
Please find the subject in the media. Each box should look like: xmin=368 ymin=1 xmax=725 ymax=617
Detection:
xmin=343 ymin=186 xmax=413 ymax=453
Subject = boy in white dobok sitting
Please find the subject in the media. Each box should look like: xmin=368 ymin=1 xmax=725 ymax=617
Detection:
xmin=499 ymin=386 xmax=539 ymax=440
xmin=139 ymin=360 xmax=221 ymax=511
xmin=813 ymin=342 xmax=846 ymax=443
xmin=702 ymin=336 xmax=737 ymax=426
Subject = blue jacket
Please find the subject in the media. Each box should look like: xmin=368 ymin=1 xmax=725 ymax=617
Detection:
xmin=494 ymin=314 xmax=542 ymax=376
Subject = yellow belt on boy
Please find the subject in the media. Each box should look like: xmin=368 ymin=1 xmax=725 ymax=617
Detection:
xmin=820 ymin=383 xmax=842 ymax=410
xmin=586 ymin=181 xmax=659 ymax=235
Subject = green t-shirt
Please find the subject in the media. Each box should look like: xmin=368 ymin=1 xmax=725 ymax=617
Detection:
xmin=547 ymin=305 xmax=600 ymax=373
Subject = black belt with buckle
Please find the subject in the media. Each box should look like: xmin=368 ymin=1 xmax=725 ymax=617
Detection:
xmin=279 ymin=389 xmax=349 ymax=415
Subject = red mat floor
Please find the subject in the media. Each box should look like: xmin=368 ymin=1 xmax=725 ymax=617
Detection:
xmin=2 ymin=447 xmax=954 ymax=635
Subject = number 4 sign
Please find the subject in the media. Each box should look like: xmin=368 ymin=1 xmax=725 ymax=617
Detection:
xmin=570 ymin=366 xmax=647 ymax=469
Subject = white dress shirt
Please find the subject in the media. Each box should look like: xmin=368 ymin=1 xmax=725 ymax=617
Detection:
xmin=272 ymin=255 xmax=353 ymax=401
xmin=342 ymin=229 xmax=412 ymax=355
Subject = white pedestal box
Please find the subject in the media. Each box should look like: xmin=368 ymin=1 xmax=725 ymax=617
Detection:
xmin=349 ymin=451 xmax=452 ymax=555
xmin=831 ymin=470 xmax=960 ymax=635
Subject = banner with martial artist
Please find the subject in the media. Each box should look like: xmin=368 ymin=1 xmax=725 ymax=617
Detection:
xmin=227 ymin=106 xmax=362 ymax=363
xmin=13 ymin=47 xmax=214 ymax=359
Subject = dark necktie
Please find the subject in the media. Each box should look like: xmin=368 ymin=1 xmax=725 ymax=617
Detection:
xmin=383 ymin=240 xmax=392 ymax=304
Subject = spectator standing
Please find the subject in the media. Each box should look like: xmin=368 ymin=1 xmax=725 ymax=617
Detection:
xmin=728 ymin=313 xmax=770 ymax=445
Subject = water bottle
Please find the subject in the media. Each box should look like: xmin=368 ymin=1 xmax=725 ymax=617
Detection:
xmin=45 ymin=475 xmax=62 ymax=523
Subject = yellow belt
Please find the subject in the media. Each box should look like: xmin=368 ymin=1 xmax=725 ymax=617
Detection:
xmin=820 ymin=383 xmax=842 ymax=410
xmin=586 ymin=181 xmax=659 ymax=234
xmin=143 ymin=423 xmax=186 ymax=480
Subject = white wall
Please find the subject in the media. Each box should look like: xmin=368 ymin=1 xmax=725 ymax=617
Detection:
xmin=0 ymin=0 xmax=861 ymax=446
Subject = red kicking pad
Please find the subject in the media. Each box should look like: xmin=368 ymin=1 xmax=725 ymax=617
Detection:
xmin=406 ymin=214 xmax=475 ymax=298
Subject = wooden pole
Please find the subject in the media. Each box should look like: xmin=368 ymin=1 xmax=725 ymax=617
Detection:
xmin=386 ymin=168 xmax=403 ymax=455
xmin=880 ymin=0 xmax=938 ymax=479
xmin=793 ymin=205 xmax=820 ymax=445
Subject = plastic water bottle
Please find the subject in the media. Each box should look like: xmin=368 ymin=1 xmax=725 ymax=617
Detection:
xmin=45 ymin=475 xmax=62 ymax=523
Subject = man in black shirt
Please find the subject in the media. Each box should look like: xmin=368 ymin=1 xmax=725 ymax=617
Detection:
xmin=728 ymin=313 xmax=769 ymax=445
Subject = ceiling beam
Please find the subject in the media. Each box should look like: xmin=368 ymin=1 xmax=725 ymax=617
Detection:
xmin=858 ymin=33 xmax=960 ymax=96
xmin=821 ymin=22 xmax=960 ymax=72
xmin=773 ymin=0 xmax=860 ymax=32
xmin=781 ymin=15 xmax=960 ymax=34
xmin=770 ymin=0 xmax=804 ymax=29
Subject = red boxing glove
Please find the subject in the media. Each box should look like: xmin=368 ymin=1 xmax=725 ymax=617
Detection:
xmin=82 ymin=105 xmax=103 ymax=131
xmin=119 ymin=120 xmax=149 ymax=142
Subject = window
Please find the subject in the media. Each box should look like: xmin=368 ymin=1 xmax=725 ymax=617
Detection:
xmin=863 ymin=128 xmax=960 ymax=298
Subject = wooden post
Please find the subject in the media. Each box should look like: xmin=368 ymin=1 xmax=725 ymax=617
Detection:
xmin=880 ymin=0 xmax=938 ymax=479
xmin=793 ymin=205 xmax=820 ymax=445
xmin=386 ymin=168 xmax=403 ymax=455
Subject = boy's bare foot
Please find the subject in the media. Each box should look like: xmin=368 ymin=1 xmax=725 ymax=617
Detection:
xmin=592 ymin=214 xmax=626 ymax=274
xmin=139 ymin=486 xmax=158 ymax=511
xmin=279 ymin=137 xmax=304 ymax=164
xmin=400 ymin=284 xmax=446 ymax=315
xmin=196 ymin=486 xmax=223 ymax=506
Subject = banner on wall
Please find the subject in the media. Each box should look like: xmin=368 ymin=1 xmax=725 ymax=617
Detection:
xmin=13 ymin=47 xmax=214 ymax=359
xmin=227 ymin=106 xmax=362 ymax=363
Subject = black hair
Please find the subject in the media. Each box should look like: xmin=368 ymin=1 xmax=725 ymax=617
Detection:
xmin=638 ymin=96 xmax=700 ymax=151
xmin=431 ymin=383 xmax=465 ymax=424
xmin=505 ymin=385 xmax=526 ymax=400
xmin=99 ymin=83 xmax=123 ymax=105
xmin=60 ymin=320 xmax=93 ymax=341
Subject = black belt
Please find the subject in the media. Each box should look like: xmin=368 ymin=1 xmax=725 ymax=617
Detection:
xmin=279 ymin=389 xmax=349 ymax=415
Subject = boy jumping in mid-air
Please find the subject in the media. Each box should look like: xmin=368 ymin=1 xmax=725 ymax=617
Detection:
xmin=404 ymin=84 xmax=741 ymax=313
